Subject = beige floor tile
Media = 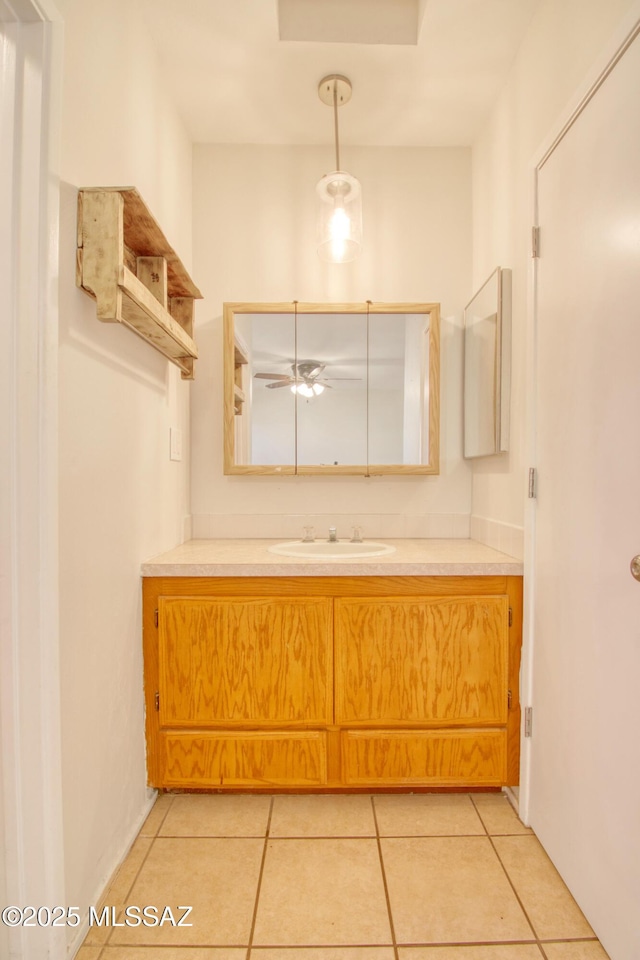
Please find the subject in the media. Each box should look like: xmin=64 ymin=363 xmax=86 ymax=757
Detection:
xmin=471 ymin=793 xmax=532 ymax=836
xmin=381 ymin=836 xmax=534 ymax=944
xmin=270 ymin=794 xmax=375 ymax=837
xmin=139 ymin=793 xmax=175 ymax=837
xmin=399 ymin=948 xmax=542 ymax=959
xmin=83 ymin=910 xmax=114 ymax=948
xmin=102 ymin=949 xmax=246 ymax=959
xmin=109 ymin=837 xmax=264 ymax=946
xmin=493 ymin=836 xmax=595 ymax=940
xmin=74 ymin=947 xmax=103 ymax=960
xmin=252 ymin=950 xmax=395 ymax=960
xmin=108 ymin=837 xmax=154 ymax=897
xmin=542 ymin=942 xmax=610 ymax=959
xmin=374 ymin=794 xmax=484 ymax=837
xmin=253 ymin=838 xmax=391 ymax=945
xmin=83 ymin=837 xmax=153 ymax=946
xmin=159 ymin=793 xmax=271 ymax=837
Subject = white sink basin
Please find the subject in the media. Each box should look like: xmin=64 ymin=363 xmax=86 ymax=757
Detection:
xmin=268 ymin=540 xmax=396 ymax=559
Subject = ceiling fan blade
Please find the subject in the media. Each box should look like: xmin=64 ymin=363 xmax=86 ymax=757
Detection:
xmin=266 ymin=379 xmax=294 ymax=389
xmin=254 ymin=372 xmax=292 ymax=380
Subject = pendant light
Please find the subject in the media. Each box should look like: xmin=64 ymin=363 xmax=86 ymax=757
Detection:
xmin=316 ymin=75 xmax=362 ymax=264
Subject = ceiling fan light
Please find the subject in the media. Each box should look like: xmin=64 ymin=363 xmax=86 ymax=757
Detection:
xmin=293 ymin=382 xmax=315 ymax=398
xmin=291 ymin=380 xmax=325 ymax=398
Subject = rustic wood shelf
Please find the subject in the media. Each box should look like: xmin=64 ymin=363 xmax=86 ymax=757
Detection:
xmin=76 ymin=186 xmax=202 ymax=379
xmin=233 ymin=333 xmax=249 ymax=414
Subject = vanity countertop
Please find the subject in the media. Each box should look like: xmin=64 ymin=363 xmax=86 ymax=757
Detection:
xmin=141 ymin=539 xmax=523 ymax=577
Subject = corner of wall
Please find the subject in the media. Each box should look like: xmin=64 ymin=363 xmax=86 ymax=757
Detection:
xmin=470 ymin=514 xmax=524 ymax=560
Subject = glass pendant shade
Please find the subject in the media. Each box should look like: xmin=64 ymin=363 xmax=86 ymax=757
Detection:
xmin=316 ymin=170 xmax=362 ymax=264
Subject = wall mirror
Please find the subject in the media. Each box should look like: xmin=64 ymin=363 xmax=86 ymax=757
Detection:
xmin=223 ymin=302 xmax=440 ymax=476
xmin=463 ymin=268 xmax=511 ymax=458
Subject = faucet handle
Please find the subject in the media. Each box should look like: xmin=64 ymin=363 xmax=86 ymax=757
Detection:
xmin=351 ymin=525 xmax=363 ymax=543
xmin=302 ymin=526 xmax=315 ymax=543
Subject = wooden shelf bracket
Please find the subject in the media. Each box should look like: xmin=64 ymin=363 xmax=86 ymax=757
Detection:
xmin=76 ymin=187 xmax=202 ymax=379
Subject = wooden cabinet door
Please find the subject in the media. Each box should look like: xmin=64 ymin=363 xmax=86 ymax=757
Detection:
xmin=158 ymin=596 xmax=332 ymax=726
xmin=341 ymin=729 xmax=507 ymax=786
xmin=163 ymin=731 xmax=328 ymax=789
xmin=335 ymin=596 xmax=509 ymax=726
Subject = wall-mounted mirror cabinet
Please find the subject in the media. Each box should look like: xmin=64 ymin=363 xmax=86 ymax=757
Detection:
xmin=223 ymin=302 xmax=440 ymax=476
xmin=463 ymin=268 xmax=511 ymax=458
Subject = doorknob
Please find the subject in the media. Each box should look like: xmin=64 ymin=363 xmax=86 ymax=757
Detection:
xmin=631 ymin=555 xmax=640 ymax=581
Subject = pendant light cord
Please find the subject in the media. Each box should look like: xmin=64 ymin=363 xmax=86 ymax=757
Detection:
xmin=293 ymin=300 xmax=298 ymax=469
xmin=333 ymin=81 xmax=341 ymax=171
xmin=366 ymin=300 xmax=371 ymax=475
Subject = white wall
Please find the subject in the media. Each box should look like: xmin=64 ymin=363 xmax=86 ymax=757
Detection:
xmin=191 ymin=145 xmax=473 ymax=539
xmin=470 ymin=0 xmax=638 ymax=547
xmin=55 ymin=0 xmax=193 ymax=943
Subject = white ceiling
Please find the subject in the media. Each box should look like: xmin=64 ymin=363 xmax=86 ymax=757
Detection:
xmin=138 ymin=0 xmax=540 ymax=147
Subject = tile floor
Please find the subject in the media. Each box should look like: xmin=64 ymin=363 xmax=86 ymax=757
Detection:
xmin=77 ymin=792 xmax=610 ymax=960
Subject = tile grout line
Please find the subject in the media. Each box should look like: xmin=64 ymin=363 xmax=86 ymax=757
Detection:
xmin=143 ymin=790 xmax=176 ymax=849
xmin=471 ymin=796 xmax=600 ymax=960
xmin=247 ymin=941 xmax=405 ymax=949
xmin=98 ymin=795 xmax=171 ymax=950
xmin=470 ymin=793 xmax=545 ymax=953
xmin=471 ymin=805 xmax=602 ymax=954
xmin=371 ymin=795 xmax=400 ymax=960
xmin=245 ymin=795 xmax=275 ymax=960
xmin=154 ymin=833 xmax=274 ymax=839
xmin=386 ymin=938 xmax=562 ymax=949
xmin=261 ymin=831 xmax=529 ymax=840
xmin=148 ymin=790 xmax=176 ymax=835
xmin=482 ymin=839 xmax=602 ymax=955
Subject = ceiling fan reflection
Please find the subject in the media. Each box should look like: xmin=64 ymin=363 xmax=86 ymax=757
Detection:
xmin=254 ymin=360 xmax=362 ymax=397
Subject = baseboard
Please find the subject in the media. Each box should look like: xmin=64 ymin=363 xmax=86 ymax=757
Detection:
xmin=503 ymin=785 xmax=522 ymax=817
xmin=68 ymin=790 xmax=157 ymax=959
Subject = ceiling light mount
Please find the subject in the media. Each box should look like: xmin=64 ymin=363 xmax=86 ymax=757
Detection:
xmin=316 ymin=74 xmax=362 ymax=263
xmin=318 ymin=75 xmax=352 ymax=107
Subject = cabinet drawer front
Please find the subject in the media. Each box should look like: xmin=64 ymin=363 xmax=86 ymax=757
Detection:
xmin=163 ymin=731 xmax=327 ymax=788
xmin=342 ymin=729 xmax=507 ymax=786
xmin=335 ymin=596 xmax=509 ymax=725
xmin=159 ymin=597 xmax=332 ymax=725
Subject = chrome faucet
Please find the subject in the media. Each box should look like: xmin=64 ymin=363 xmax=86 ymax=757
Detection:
xmin=328 ymin=526 xmax=338 ymax=542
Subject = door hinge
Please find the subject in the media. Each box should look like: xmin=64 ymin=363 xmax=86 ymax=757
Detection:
xmin=524 ymin=706 xmax=533 ymax=737
xmin=154 ymin=608 xmax=159 ymax=628
xmin=528 ymin=467 xmax=537 ymax=499
xmin=155 ymin=691 xmax=160 ymax=711
xmin=508 ymin=607 xmax=513 ymax=627
xmin=507 ymin=689 xmax=513 ymax=710
xmin=531 ymin=225 xmax=540 ymax=258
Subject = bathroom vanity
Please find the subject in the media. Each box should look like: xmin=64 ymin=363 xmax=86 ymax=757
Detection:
xmin=142 ymin=540 xmax=523 ymax=792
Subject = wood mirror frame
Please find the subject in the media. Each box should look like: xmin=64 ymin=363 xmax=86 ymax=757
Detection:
xmin=223 ymin=301 xmax=440 ymax=476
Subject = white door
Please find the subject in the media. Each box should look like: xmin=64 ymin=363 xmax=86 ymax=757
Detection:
xmin=531 ymin=22 xmax=640 ymax=960
xmin=0 ymin=4 xmax=65 ymax=960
